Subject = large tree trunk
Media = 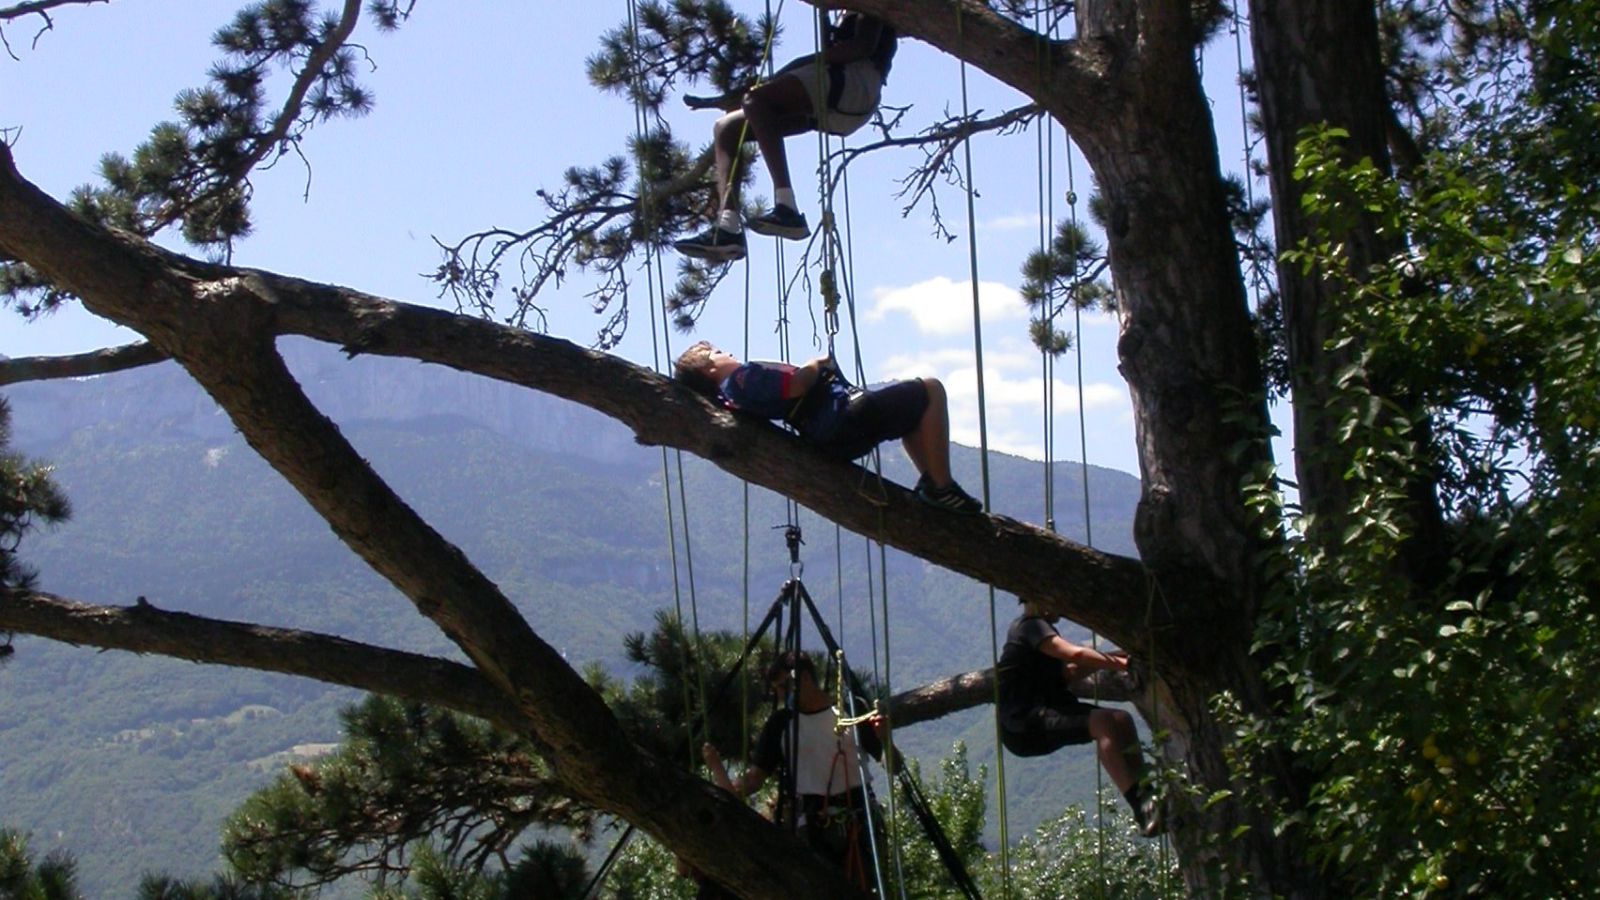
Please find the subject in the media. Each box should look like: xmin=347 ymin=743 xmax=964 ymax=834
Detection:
xmin=838 ymin=0 xmax=1320 ymax=895
xmin=1249 ymin=0 xmax=1447 ymax=582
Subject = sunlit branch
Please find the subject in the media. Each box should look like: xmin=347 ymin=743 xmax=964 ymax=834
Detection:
xmin=0 ymin=589 xmax=533 ymax=733
xmin=0 ymin=340 xmax=166 ymax=386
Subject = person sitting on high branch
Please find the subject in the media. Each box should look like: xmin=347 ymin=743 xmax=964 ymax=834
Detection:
xmin=674 ymin=7 xmax=896 ymax=263
xmin=674 ymin=341 xmax=982 ymax=514
xmin=997 ymin=597 xmax=1165 ymax=837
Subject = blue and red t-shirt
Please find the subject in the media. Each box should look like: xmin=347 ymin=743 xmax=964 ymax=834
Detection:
xmin=719 ymin=361 xmax=851 ymax=442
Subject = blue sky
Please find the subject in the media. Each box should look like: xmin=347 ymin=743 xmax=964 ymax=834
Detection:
xmin=2 ymin=1 xmax=1273 ymax=480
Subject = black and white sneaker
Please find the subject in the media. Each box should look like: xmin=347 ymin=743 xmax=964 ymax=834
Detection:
xmin=1138 ymin=794 xmax=1165 ymax=838
xmin=674 ymin=226 xmax=747 ymax=262
xmin=745 ymin=204 xmax=810 ymax=240
xmin=914 ymin=476 xmax=983 ymax=515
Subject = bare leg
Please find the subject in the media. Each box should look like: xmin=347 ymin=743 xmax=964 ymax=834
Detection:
xmin=711 ymin=110 xmax=748 ymax=215
xmin=742 ymin=73 xmax=816 ymax=197
xmin=901 ymin=377 xmax=953 ymax=486
xmin=1088 ymin=708 xmax=1143 ymax=795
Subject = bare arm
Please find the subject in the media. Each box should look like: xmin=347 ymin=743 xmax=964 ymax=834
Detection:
xmin=1037 ymin=635 xmax=1128 ymax=676
xmin=701 ymin=742 xmax=737 ymax=794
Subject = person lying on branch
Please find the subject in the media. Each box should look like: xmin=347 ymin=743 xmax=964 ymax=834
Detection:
xmin=674 ymin=341 xmax=982 ymax=514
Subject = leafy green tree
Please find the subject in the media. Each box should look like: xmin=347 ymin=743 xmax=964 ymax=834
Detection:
xmin=136 ymin=872 xmax=292 ymax=900
xmin=221 ymin=695 xmax=589 ymax=891
xmin=1227 ymin=2 xmax=1600 ymax=897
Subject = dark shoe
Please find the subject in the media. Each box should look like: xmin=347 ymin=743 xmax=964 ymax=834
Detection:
xmin=674 ymin=226 xmax=747 ymax=262
xmin=915 ymin=478 xmax=983 ymax=515
xmin=1137 ymin=794 xmax=1164 ymax=838
xmin=745 ymin=204 xmax=810 ymax=240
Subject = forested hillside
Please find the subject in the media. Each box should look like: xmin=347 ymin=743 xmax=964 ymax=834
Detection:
xmin=2 ymin=341 xmax=1141 ymax=895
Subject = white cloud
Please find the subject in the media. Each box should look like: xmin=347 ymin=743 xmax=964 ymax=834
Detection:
xmin=985 ymin=213 xmax=1042 ymax=232
xmin=864 ymin=339 xmax=1132 ymax=461
xmin=866 ymin=276 xmax=1029 ymax=337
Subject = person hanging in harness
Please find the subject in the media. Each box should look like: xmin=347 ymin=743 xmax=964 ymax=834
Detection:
xmin=674 ymin=340 xmax=983 ymax=514
xmin=997 ymin=597 xmax=1165 ymax=837
xmin=713 ymin=652 xmax=888 ymax=896
xmin=674 ymin=9 xmax=897 ymax=262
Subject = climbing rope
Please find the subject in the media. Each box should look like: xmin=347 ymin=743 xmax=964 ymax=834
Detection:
xmin=952 ymin=8 xmax=1014 ymax=899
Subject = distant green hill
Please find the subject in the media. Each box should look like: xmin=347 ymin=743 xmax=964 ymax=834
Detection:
xmin=2 ymin=342 xmax=1142 ymax=896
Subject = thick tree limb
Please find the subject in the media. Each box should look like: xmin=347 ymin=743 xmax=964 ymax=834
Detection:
xmin=0 ymin=142 xmax=1164 ymax=652
xmin=0 ymin=340 xmax=165 ymax=386
xmin=0 ymin=589 xmax=531 ymax=733
xmin=0 ymin=590 xmax=1138 ymax=734
xmin=0 ymin=142 xmax=875 ymax=900
xmin=815 ymin=0 xmax=1120 ymax=137
xmin=0 ymin=139 xmax=1161 ymax=900
xmin=886 ymin=666 xmax=1132 ymax=729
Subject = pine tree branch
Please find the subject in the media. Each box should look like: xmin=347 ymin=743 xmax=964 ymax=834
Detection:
xmin=833 ymin=103 xmax=1042 ymax=234
xmin=237 ymin=0 xmax=363 ymax=182
xmin=0 ymin=340 xmax=166 ymax=386
xmin=0 ymin=0 xmax=105 ymax=21
xmin=0 ymin=589 xmax=532 ymax=732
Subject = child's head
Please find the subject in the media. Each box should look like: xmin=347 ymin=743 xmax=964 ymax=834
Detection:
xmin=674 ymin=340 xmax=722 ymax=397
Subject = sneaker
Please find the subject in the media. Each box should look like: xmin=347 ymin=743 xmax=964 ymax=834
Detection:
xmin=674 ymin=226 xmax=747 ymax=262
xmin=914 ymin=478 xmax=983 ymax=515
xmin=1137 ymin=794 xmax=1165 ymax=838
xmin=745 ymin=204 xmax=810 ymax=240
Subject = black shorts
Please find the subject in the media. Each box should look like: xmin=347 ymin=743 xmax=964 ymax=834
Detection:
xmin=816 ymin=379 xmax=929 ymax=461
xmin=999 ymin=701 xmax=1101 ymax=758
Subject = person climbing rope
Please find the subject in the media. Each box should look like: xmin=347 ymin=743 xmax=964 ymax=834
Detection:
xmin=712 ymin=652 xmax=887 ymax=895
xmin=674 ymin=8 xmax=897 ymax=262
xmin=674 ymin=341 xmax=983 ymax=514
xmin=997 ymin=597 xmax=1164 ymax=837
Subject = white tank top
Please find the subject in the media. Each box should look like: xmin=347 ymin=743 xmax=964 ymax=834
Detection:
xmin=790 ymin=707 xmax=871 ymax=797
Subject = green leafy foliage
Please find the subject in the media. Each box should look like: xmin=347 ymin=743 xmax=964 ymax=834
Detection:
xmin=1238 ymin=5 xmax=1600 ymax=896
xmin=1018 ymin=217 xmax=1112 ymax=356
